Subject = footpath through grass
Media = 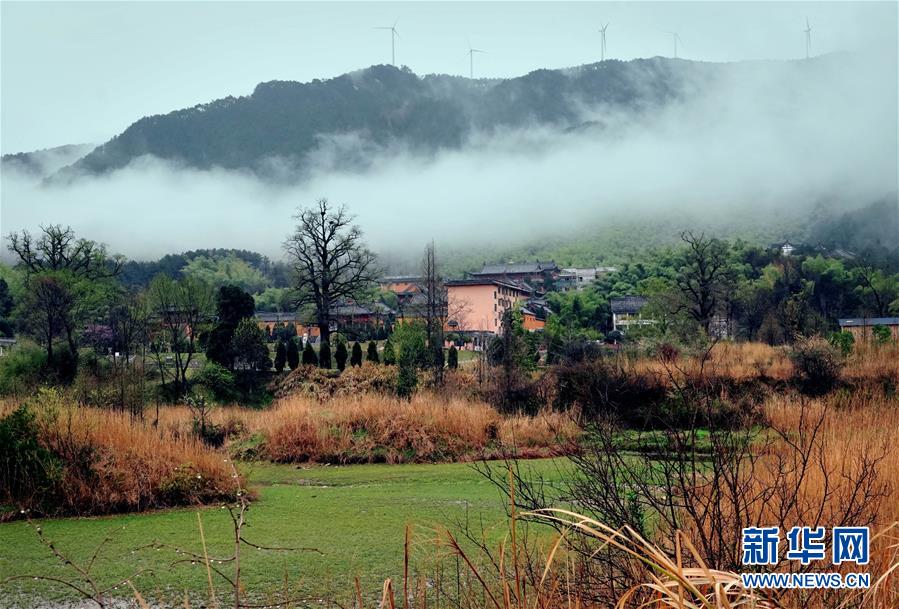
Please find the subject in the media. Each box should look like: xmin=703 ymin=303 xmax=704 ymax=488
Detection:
xmin=0 ymin=458 xmax=569 ymax=607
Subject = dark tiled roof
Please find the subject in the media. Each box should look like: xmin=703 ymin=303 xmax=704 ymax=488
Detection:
xmin=838 ymin=317 xmax=899 ymax=327
xmin=446 ymin=278 xmax=532 ymax=293
xmin=380 ymin=275 xmax=424 ymax=284
xmin=610 ymin=296 xmax=648 ymax=314
xmin=471 ymin=260 xmax=559 ymax=276
xmin=255 ymin=312 xmax=298 ymax=323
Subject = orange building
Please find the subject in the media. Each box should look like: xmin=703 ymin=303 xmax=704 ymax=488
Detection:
xmin=838 ymin=317 xmax=899 ymax=342
xmin=445 ymin=279 xmax=531 ymax=335
xmin=255 ymin=312 xmax=319 ymax=338
xmin=521 ymin=307 xmax=546 ymax=331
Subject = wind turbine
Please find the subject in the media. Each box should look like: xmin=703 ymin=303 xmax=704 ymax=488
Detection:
xmin=467 ymin=38 xmax=486 ymax=79
xmin=598 ymin=23 xmax=609 ymax=61
xmin=375 ymin=20 xmax=400 ymax=65
xmin=804 ymin=18 xmax=812 ymax=59
xmin=664 ymin=31 xmax=684 ymax=58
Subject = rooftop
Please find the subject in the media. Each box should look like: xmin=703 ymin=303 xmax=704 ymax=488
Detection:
xmin=610 ymin=295 xmax=649 ymax=314
xmin=838 ymin=317 xmax=899 ymax=327
xmin=471 ymin=260 xmax=559 ymax=276
xmin=446 ymin=278 xmax=533 ymax=293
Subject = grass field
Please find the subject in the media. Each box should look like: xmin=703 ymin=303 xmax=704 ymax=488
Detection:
xmin=0 ymin=458 xmax=568 ymax=607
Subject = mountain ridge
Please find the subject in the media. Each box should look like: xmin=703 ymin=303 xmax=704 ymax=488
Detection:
xmin=50 ymin=57 xmax=726 ymax=181
xmin=34 ymin=54 xmax=844 ymax=182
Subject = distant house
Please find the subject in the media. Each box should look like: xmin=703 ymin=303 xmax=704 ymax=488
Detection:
xmin=255 ymin=302 xmax=394 ymax=342
xmin=521 ymin=298 xmax=553 ymax=331
xmin=838 ymin=317 xmax=899 ymax=342
xmin=769 ymin=241 xmax=798 ymax=256
xmin=446 ymin=278 xmax=531 ymax=345
xmin=560 ymin=266 xmax=618 ymax=290
xmin=0 ymin=337 xmax=16 ymax=357
xmin=379 ymin=276 xmax=424 ymax=307
xmin=469 ymin=260 xmax=560 ymax=292
xmin=610 ymin=296 xmax=652 ymax=332
xmin=256 ymin=312 xmax=306 ymax=334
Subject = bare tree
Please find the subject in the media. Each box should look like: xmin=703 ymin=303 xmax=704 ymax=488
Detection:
xmin=421 ymin=241 xmax=447 ymax=385
xmin=7 ymin=225 xmax=122 ymax=366
xmin=283 ymin=199 xmax=379 ymax=345
xmin=7 ymin=225 xmax=123 ymax=279
xmin=675 ymin=231 xmax=731 ymax=334
xmin=147 ymin=275 xmax=214 ymax=396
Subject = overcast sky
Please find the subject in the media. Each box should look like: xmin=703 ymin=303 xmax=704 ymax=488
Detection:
xmin=2 ymin=1 xmax=896 ymax=154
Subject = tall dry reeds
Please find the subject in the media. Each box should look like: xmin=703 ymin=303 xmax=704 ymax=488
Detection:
xmin=2 ymin=389 xmax=237 ymax=516
xmin=159 ymin=391 xmax=580 ymax=464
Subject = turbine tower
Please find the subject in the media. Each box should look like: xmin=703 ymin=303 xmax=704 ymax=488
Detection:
xmin=467 ymin=39 xmax=486 ymax=79
xmin=804 ymin=18 xmax=812 ymax=59
xmin=375 ymin=20 xmax=400 ymax=65
xmin=665 ymin=31 xmax=683 ymax=58
xmin=598 ymin=23 xmax=609 ymax=61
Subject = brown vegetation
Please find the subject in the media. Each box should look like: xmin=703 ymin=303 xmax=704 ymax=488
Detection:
xmin=158 ymin=390 xmax=580 ymax=464
xmin=0 ymin=389 xmax=237 ymax=517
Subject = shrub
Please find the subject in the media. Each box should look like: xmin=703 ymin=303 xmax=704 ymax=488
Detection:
xmin=195 ymin=361 xmax=238 ymax=403
xmin=0 ymin=345 xmax=47 ymax=395
xmin=382 ymin=338 xmax=396 ymax=365
xmin=366 ymin=340 xmax=379 ymax=364
xmin=447 ymin=345 xmax=458 ymax=369
xmin=351 ymin=342 xmax=363 ymax=367
xmin=829 ymin=330 xmax=855 ymax=356
xmin=335 ymin=340 xmax=348 ymax=371
xmin=301 ymin=341 xmax=317 ymax=366
xmin=790 ymin=337 xmax=843 ymax=393
xmin=872 ymin=325 xmax=892 ymax=345
xmin=0 ymin=405 xmax=62 ymax=512
xmin=319 ymin=341 xmax=332 ymax=369
xmin=656 ymin=342 xmax=680 ymax=363
xmin=2 ymin=389 xmax=238 ymax=516
xmin=396 ymin=345 xmax=418 ymax=398
xmin=274 ymin=341 xmax=286 ymax=372
xmin=286 ymin=338 xmax=300 ymax=369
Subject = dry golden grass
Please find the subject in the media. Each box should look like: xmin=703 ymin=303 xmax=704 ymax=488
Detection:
xmin=44 ymin=405 xmax=238 ymax=513
xmin=2 ymin=390 xmax=237 ymax=516
xmin=629 ymin=341 xmax=794 ymax=382
xmin=158 ymin=391 xmax=580 ymax=464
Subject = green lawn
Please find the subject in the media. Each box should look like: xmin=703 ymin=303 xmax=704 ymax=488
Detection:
xmin=0 ymin=458 xmax=570 ymax=607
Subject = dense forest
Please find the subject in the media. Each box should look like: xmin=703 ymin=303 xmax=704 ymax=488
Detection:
xmin=45 ymin=56 xmax=848 ymax=181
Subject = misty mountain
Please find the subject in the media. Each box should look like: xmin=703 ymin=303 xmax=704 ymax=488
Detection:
xmin=53 ymin=58 xmax=733 ymax=180
xmin=2 ymin=143 xmax=94 ymax=179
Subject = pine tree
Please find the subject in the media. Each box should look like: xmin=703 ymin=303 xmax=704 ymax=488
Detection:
xmin=351 ymin=342 xmax=363 ymax=367
xmin=287 ymin=338 xmax=300 ymax=369
xmin=274 ymin=341 xmax=287 ymax=372
xmin=366 ymin=340 xmax=380 ymax=363
xmin=396 ymin=342 xmax=418 ymax=398
xmin=335 ymin=340 xmax=348 ymax=371
xmin=302 ymin=341 xmax=318 ymax=366
xmin=382 ymin=337 xmax=396 ymax=365
xmin=448 ymin=345 xmax=458 ymax=369
xmin=319 ymin=340 xmax=332 ymax=369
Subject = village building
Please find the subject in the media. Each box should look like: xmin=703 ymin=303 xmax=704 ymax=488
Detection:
xmin=255 ymin=302 xmax=394 ymax=343
xmin=769 ymin=241 xmax=798 ymax=256
xmin=378 ymin=276 xmax=423 ymax=307
xmin=445 ymin=278 xmax=531 ymax=345
xmin=468 ymin=260 xmax=560 ymax=292
xmin=559 ymin=266 xmax=618 ymax=290
xmin=838 ymin=317 xmax=899 ymax=342
xmin=521 ymin=298 xmax=552 ymax=331
xmin=255 ymin=312 xmax=306 ymax=335
xmin=0 ymin=337 xmax=16 ymax=357
xmin=610 ymin=296 xmax=652 ymax=332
